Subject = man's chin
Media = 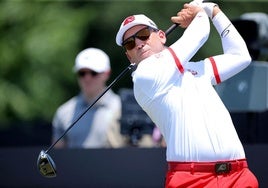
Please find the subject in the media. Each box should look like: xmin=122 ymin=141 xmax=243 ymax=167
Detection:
xmin=140 ymin=51 xmax=152 ymax=61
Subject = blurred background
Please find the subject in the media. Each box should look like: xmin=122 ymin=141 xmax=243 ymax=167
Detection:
xmin=0 ymin=0 xmax=267 ymax=146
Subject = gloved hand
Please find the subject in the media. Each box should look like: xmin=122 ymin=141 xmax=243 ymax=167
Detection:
xmin=202 ymin=2 xmax=219 ymax=19
xmin=189 ymin=1 xmax=219 ymax=19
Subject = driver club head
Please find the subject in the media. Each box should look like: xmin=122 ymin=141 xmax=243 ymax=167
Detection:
xmin=37 ymin=150 xmax=57 ymax=178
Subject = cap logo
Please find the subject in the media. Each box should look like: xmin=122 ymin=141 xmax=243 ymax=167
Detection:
xmin=123 ymin=15 xmax=135 ymax=26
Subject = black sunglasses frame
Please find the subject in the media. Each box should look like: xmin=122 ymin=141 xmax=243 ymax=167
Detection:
xmin=122 ymin=26 xmax=159 ymax=50
xmin=78 ymin=70 xmax=100 ymax=78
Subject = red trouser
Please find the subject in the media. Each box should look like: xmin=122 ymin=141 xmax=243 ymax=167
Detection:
xmin=165 ymin=159 xmax=259 ymax=188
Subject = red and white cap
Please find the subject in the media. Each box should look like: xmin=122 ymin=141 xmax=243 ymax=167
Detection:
xmin=116 ymin=14 xmax=158 ymax=46
xmin=74 ymin=48 xmax=110 ymax=73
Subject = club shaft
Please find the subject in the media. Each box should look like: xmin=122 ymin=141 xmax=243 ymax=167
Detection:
xmin=165 ymin=23 xmax=178 ymax=36
xmin=45 ymin=23 xmax=178 ymax=154
xmin=45 ymin=64 xmax=134 ymax=153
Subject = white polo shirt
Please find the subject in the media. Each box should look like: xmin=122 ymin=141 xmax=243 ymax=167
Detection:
xmin=131 ymin=11 xmax=250 ymax=162
xmin=132 ymin=49 xmax=245 ymax=162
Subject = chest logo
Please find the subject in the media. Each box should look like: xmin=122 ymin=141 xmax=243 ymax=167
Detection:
xmin=186 ymin=69 xmax=198 ymax=75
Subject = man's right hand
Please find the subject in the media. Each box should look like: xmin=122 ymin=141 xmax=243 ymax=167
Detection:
xmin=171 ymin=3 xmax=204 ymax=28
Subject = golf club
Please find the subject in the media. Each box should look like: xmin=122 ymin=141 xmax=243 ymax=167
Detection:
xmin=37 ymin=22 xmax=179 ymax=178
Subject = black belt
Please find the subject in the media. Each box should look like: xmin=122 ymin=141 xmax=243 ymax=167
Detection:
xmin=168 ymin=159 xmax=248 ymax=175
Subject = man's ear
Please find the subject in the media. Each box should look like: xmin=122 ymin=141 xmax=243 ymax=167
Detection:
xmin=158 ymin=30 xmax=167 ymax=44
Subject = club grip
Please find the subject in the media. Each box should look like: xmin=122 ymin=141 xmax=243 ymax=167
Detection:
xmin=165 ymin=23 xmax=178 ymax=36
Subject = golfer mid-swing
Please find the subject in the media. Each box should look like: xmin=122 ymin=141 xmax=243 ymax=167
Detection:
xmin=116 ymin=1 xmax=258 ymax=187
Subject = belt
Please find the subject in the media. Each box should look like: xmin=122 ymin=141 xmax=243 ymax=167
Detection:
xmin=168 ymin=159 xmax=248 ymax=175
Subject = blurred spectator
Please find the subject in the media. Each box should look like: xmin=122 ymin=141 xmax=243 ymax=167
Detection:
xmin=52 ymin=48 xmax=124 ymax=148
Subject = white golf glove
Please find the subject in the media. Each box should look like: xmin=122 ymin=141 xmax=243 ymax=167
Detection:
xmin=189 ymin=1 xmax=218 ymax=19
xmin=202 ymin=2 xmax=219 ymax=19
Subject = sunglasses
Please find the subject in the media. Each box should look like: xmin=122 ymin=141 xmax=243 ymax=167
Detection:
xmin=78 ymin=70 xmax=100 ymax=78
xmin=122 ymin=26 xmax=158 ymax=51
